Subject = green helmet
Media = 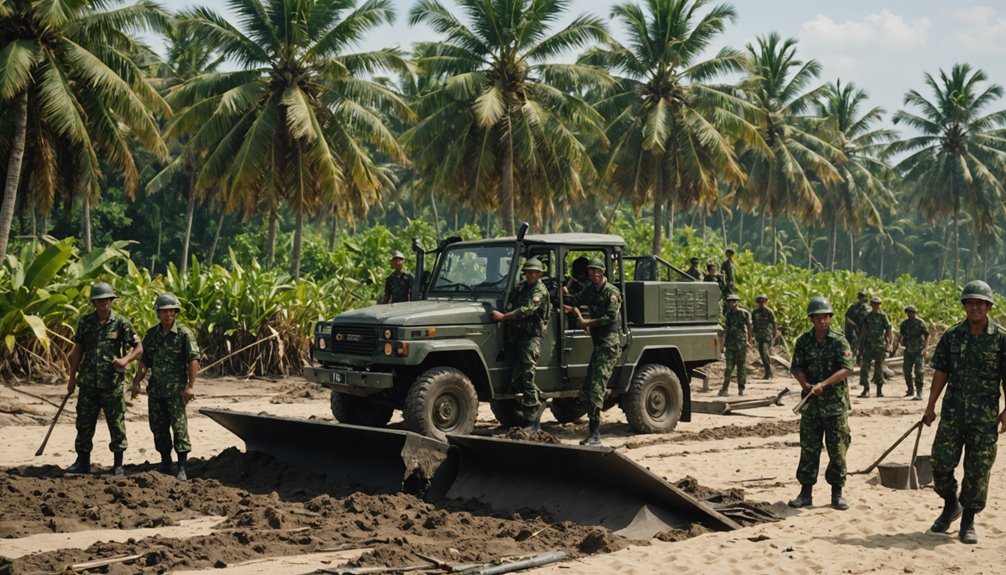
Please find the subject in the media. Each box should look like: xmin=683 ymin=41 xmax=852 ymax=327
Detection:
xmin=961 ymin=280 xmax=994 ymax=304
xmin=807 ymin=296 xmax=833 ymax=316
xmin=756 ymin=294 xmax=768 ymax=302
xmin=522 ymin=257 xmax=544 ymax=272
xmin=90 ymin=282 xmax=116 ymax=301
xmin=905 ymin=304 xmax=917 ymax=313
xmin=586 ymin=258 xmax=606 ymax=272
xmin=154 ymin=292 xmax=182 ymax=311
xmin=726 ymin=294 xmax=741 ymax=302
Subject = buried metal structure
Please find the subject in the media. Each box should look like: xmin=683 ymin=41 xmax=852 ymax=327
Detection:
xmin=200 ymin=408 xmax=739 ymax=538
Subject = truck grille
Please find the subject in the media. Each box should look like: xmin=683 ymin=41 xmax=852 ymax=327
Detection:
xmin=329 ymin=324 xmax=378 ymax=355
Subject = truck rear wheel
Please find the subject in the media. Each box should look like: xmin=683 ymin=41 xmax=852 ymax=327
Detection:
xmin=490 ymin=400 xmax=526 ymax=428
xmin=621 ymin=364 xmax=683 ymax=433
xmin=404 ymin=367 xmax=478 ymax=441
xmin=550 ymin=398 xmax=587 ymax=423
xmin=330 ymin=391 xmax=394 ymax=426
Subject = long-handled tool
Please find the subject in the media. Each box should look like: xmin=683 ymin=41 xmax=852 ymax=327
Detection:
xmin=849 ymin=419 xmax=923 ymax=475
xmin=906 ymin=417 xmax=924 ymax=489
xmin=791 ymin=391 xmax=812 ymax=414
xmin=35 ymin=391 xmax=72 ymax=457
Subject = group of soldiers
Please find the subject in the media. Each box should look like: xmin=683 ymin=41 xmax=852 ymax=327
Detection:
xmin=65 ymin=282 xmax=199 ymax=480
xmin=844 ymin=292 xmax=931 ymax=399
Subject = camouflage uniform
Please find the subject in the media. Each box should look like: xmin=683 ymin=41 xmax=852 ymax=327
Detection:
xmin=752 ymin=306 xmax=777 ymax=378
xmin=721 ymin=259 xmax=736 ymax=294
xmin=929 ymin=320 xmax=1006 ymax=512
xmin=505 ymin=279 xmax=551 ymax=421
xmin=844 ymin=302 xmax=868 ymax=352
xmin=858 ymin=310 xmax=891 ymax=394
xmin=900 ymin=317 xmax=930 ymax=395
xmin=721 ymin=308 xmax=752 ymax=394
xmin=684 ymin=264 xmax=702 ymax=281
xmin=140 ymin=322 xmax=200 ymax=455
xmin=565 ymin=281 xmax=622 ymax=422
xmin=73 ymin=311 xmax=139 ymax=454
xmin=791 ymin=328 xmax=854 ymax=488
xmin=383 ymin=271 xmax=414 ymax=303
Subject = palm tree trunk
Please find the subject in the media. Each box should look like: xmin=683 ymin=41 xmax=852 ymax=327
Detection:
xmin=292 ymin=209 xmax=303 ymax=279
xmin=849 ymin=229 xmax=855 ymax=272
xmin=181 ymin=170 xmax=197 ymax=275
xmin=430 ymin=187 xmax=441 ymax=240
xmin=207 ymin=208 xmax=225 ymax=266
xmin=667 ymin=201 xmax=675 ymax=246
xmin=771 ymin=213 xmax=778 ymax=265
xmin=738 ymin=209 xmax=744 ymax=247
xmin=651 ymin=195 xmax=663 ymax=255
xmin=952 ymin=178 xmax=960 ymax=283
xmin=82 ymin=188 xmax=93 ymax=253
xmin=828 ymin=219 xmax=838 ymax=271
xmin=720 ymin=208 xmax=728 ymax=246
xmin=0 ymin=92 xmax=28 ymax=257
xmin=266 ymin=204 xmax=278 ymax=267
xmin=328 ymin=211 xmax=338 ymax=250
xmin=500 ymin=118 xmax=516 ymax=235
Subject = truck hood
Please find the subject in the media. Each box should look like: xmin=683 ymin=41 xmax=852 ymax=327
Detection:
xmin=333 ymin=300 xmax=492 ymax=326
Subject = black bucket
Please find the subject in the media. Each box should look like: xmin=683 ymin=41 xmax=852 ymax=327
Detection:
xmin=878 ymin=455 xmax=933 ymax=489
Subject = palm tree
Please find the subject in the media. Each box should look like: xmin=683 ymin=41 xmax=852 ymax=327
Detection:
xmin=815 ymin=80 xmax=896 ymax=271
xmin=157 ymin=0 xmax=411 ymax=277
xmin=737 ymin=33 xmax=844 ymax=264
xmin=0 ymin=0 xmax=169 ymax=256
xmin=892 ymin=63 xmax=1006 ymax=283
xmin=581 ymin=0 xmax=760 ymax=255
xmin=405 ymin=0 xmax=611 ymax=235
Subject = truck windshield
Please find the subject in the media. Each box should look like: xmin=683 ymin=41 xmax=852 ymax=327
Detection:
xmin=429 ymin=244 xmax=514 ymax=294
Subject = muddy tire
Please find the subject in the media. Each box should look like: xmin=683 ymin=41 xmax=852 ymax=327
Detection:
xmin=404 ymin=367 xmax=478 ymax=441
xmin=621 ymin=364 xmax=683 ymax=433
xmin=490 ymin=400 xmax=525 ymax=428
xmin=330 ymin=391 xmax=394 ymax=427
xmin=550 ymin=398 xmax=587 ymax=423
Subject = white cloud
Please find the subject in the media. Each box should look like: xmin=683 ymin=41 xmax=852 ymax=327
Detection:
xmin=801 ymin=10 xmax=930 ymax=51
xmin=954 ymin=5 xmax=1006 ymax=56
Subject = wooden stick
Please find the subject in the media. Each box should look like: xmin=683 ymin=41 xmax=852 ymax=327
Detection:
xmin=198 ymin=330 xmax=280 ymax=374
xmin=69 ymin=553 xmax=143 ymax=571
xmin=907 ymin=418 xmax=924 ymax=489
xmin=849 ymin=419 xmax=923 ymax=475
xmin=35 ymin=391 xmax=71 ymax=457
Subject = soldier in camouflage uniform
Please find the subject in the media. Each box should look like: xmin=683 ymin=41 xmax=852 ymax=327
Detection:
xmin=856 ymin=297 xmax=892 ymax=397
xmin=66 ymin=282 xmax=143 ymax=476
xmin=719 ymin=294 xmax=752 ymax=396
xmin=491 ymin=258 xmax=551 ymax=429
xmin=130 ymin=293 xmax=200 ymax=481
xmin=788 ymin=296 xmax=854 ymax=511
xmin=382 ymin=250 xmax=414 ymax=304
xmin=752 ymin=294 xmax=778 ymax=379
xmin=562 ymin=258 xmax=622 ymax=446
xmin=684 ymin=257 xmax=702 ymax=281
xmin=898 ymin=305 xmax=930 ymax=400
xmin=720 ymin=248 xmax=736 ymax=294
xmin=923 ymin=280 xmax=1006 ymax=545
xmin=844 ymin=292 xmax=868 ymax=355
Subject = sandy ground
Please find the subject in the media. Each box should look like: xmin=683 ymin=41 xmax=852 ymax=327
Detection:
xmin=1 ymin=354 xmax=1004 ymax=574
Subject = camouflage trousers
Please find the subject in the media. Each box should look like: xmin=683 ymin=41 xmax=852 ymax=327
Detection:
xmin=148 ymin=395 xmax=191 ymax=455
xmin=511 ymin=335 xmax=543 ymax=421
xmin=796 ymin=413 xmax=851 ymax=488
xmin=580 ymin=343 xmax=619 ymax=423
xmin=721 ymin=347 xmax=747 ymax=393
xmin=903 ymin=351 xmax=924 ymax=394
xmin=755 ymin=338 xmax=773 ymax=378
xmin=931 ymin=409 xmax=999 ymax=512
xmin=859 ymin=349 xmax=886 ymax=392
xmin=75 ymin=385 xmax=128 ymax=454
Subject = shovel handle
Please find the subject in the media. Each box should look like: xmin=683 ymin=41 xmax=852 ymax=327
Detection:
xmin=907 ymin=417 xmax=924 ymax=489
xmin=792 ymin=391 xmax=812 ymax=414
xmin=851 ymin=419 xmax=923 ymax=475
xmin=35 ymin=391 xmax=71 ymax=457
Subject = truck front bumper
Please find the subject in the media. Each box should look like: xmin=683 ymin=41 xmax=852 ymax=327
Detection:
xmin=303 ymin=366 xmax=394 ymax=395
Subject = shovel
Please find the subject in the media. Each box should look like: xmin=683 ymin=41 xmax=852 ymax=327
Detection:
xmin=849 ymin=419 xmax=923 ymax=476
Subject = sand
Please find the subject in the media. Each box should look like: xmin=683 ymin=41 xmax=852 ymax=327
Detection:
xmin=1 ymin=357 xmax=1004 ymax=574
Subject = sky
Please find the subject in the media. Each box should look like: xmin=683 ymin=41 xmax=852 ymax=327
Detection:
xmin=167 ymin=0 xmax=1006 ymax=124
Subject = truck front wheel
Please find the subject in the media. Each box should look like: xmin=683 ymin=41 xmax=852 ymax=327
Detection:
xmin=550 ymin=398 xmax=587 ymax=423
xmin=404 ymin=367 xmax=478 ymax=441
xmin=330 ymin=391 xmax=394 ymax=426
xmin=621 ymin=364 xmax=683 ymax=433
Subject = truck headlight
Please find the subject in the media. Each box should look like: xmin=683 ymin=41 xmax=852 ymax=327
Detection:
xmin=318 ymin=337 xmax=327 ymax=350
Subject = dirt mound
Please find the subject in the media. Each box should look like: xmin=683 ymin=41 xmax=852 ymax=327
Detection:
xmin=851 ymin=406 xmax=917 ymax=418
xmin=624 ymin=420 xmax=800 ymax=449
xmin=504 ymin=427 xmax=562 ymax=444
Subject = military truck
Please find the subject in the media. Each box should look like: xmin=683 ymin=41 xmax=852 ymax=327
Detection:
xmin=305 ymin=225 xmax=723 ymax=440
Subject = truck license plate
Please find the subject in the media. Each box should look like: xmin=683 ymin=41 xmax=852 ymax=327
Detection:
xmin=330 ymin=371 xmax=346 ymax=384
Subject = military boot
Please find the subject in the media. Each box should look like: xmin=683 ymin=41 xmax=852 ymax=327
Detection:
xmin=930 ymin=496 xmax=963 ymax=533
xmin=959 ymin=511 xmax=977 ymax=544
xmin=522 ymin=404 xmax=544 ymax=433
xmin=831 ymin=486 xmax=849 ymax=510
xmin=175 ymin=452 xmax=188 ymax=481
xmin=157 ymin=452 xmax=173 ymax=474
xmin=858 ymin=387 xmax=870 ymax=398
xmin=67 ymin=452 xmax=91 ymax=474
xmin=112 ymin=451 xmax=124 ymax=477
xmin=738 ymin=386 xmax=745 ymax=396
xmin=875 ymin=385 xmax=884 ymax=398
xmin=904 ymin=388 xmax=914 ymax=397
xmin=717 ymin=385 xmax=729 ymax=397
xmin=787 ymin=484 xmax=813 ymax=508
xmin=580 ymin=419 xmax=603 ymax=446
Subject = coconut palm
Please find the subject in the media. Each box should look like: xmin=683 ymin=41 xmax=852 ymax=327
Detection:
xmin=157 ymin=0 xmax=411 ymax=277
xmin=0 ymin=0 xmax=169 ymax=256
xmin=891 ymin=63 xmax=1006 ymax=283
xmin=405 ymin=0 xmax=611 ymax=235
xmin=581 ymin=0 xmax=761 ymax=254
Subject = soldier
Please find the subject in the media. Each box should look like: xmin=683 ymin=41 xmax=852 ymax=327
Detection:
xmin=491 ymin=258 xmax=551 ymax=430
xmin=923 ymin=280 xmax=1006 ymax=545
xmin=721 ymin=248 xmax=737 ymax=294
xmin=898 ymin=305 xmax=930 ymax=400
xmin=562 ymin=258 xmax=622 ymax=446
xmin=720 ymin=294 xmax=752 ymax=396
xmin=381 ymin=250 xmax=414 ymax=304
xmin=563 ymin=256 xmax=589 ymax=295
xmin=788 ymin=296 xmax=854 ymax=511
xmin=704 ymin=263 xmax=728 ymax=314
xmin=844 ymin=292 xmax=868 ymax=355
xmin=130 ymin=293 xmax=200 ymax=481
xmin=856 ymin=296 xmax=892 ymax=397
xmin=752 ymin=294 xmax=778 ymax=379
xmin=65 ymin=282 xmax=143 ymax=476
xmin=684 ymin=257 xmax=702 ymax=281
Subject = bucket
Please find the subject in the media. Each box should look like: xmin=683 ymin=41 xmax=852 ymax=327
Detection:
xmin=878 ymin=456 xmax=933 ymax=489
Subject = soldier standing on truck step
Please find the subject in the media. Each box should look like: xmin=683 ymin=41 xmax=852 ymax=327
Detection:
xmin=562 ymin=258 xmax=622 ymax=446
xmin=857 ymin=296 xmax=892 ymax=397
xmin=898 ymin=304 xmax=930 ymax=400
xmin=720 ymin=294 xmax=752 ymax=396
xmin=491 ymin=258 xmax=551 ymax=431
xmin=789 ymin=296 xmax=854 ymax=511
xmin=752 ymin=294 xmax=778 ymax=379
xmin=382 ymin=250 xmax=414 ymax=304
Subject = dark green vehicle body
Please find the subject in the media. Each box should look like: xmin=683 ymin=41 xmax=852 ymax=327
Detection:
xmin=305 ymin=232 xmax=723 ymax=440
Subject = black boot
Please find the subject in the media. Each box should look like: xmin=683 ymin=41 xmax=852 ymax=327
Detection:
xmin=67 ymin=452 xmax=91 ymax=474
xmin=831 ymin=486 xmax=849 ymax=510
xmin=930 ymin=496 xmax=963 ymax=533
xmin=875 ymin=386 xmax=884 ymax=398
xmin=522 ymin=404 xmax=544 ymax=433
xmin=112 ymin=451 xmax=124 ymax=477
xmin=788 ymin=484 xmax=813 ymax=508
xmin=580 ymin=419 xmax=603 ymax=446
xmin=858 ymin=387 xmax=870 ymax=398
xmin=175 ymin=452 xmax=188 ymax=481
xmin=959 ymin=511 xmax=977 ymax=544
xmin=157 ymin=452 xmax=173 ymax=474
xmin=904 ymin=388 xmax=914 ymax=397
xmin=717 ymin=385 xmax=729 ymax=397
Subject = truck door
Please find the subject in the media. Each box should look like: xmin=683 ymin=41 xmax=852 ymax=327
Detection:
xmin=524 ymin=248 xmax=563 ymax=391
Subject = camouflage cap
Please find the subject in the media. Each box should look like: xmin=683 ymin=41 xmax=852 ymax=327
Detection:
xmin=905 ymin=304 xmax=917 ymax=313
xmin=90 ymin=282 xmax=116 ymax=301
xmin=522 ymin=257 xmax=544 ymax=272
xmin=726 ymin=294 xmax=741 ymax=302
xmin=391 ymin=250 xmax=405 ymax=260
xmin=586 ymin=258 xmax=606 ymax=271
